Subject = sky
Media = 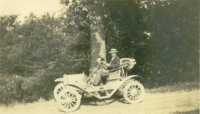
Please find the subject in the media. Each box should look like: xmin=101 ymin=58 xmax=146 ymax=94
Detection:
xmin=0 ymin=0 xmax=63 ymax=20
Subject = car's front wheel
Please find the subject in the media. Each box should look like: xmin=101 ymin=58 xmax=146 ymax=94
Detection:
xmin=123 ymin=80 xmax=145 ymax=104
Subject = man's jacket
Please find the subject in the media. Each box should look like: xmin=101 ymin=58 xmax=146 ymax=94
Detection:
xmin=109 ymin=56 xmax=120 ymax=71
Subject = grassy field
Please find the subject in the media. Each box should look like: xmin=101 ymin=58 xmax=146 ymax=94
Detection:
xmin=0 ymin=82 xmax=199 ymax=114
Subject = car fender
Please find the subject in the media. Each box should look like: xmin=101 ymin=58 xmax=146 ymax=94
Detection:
xmin=54 ymin=78 xmax=64 ymax=82
xmin=124 ymin=75 xmax=139 ymax=80
xmin=120 ymin=75 xmax=141 ymax=86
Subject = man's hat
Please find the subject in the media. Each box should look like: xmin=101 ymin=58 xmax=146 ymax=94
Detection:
xmin=109 ymin=48 xmax=118 ymax=53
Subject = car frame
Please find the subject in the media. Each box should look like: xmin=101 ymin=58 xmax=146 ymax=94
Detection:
xmin=53 ymin=58 xmax=145 ymax=112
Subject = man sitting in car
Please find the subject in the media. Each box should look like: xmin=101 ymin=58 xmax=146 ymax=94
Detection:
xmin=93 ymin=48 xmax=120 ymax=85
xmin=107 ymin=48 xmax=120 ymax=72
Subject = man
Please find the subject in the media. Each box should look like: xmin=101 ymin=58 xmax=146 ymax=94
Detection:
xmin=93 ymin=57 xmax=109 ymax=85
xmin=107 ymin=48 xmax=120 ymax=72
xmin=93 ymin=48 xmax=120 ymax=85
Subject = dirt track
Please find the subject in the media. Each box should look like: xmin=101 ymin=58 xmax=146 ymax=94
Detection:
xmin=0 ymin=88 xmax=199 ymax=114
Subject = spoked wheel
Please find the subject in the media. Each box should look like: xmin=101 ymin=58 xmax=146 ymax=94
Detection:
xmin=54 ymin=83 xmax=65 ymax=101
xmin=123 ymin=80 xmax=145 ymax=104
xmin=54 ymin=84 xmax=82 ymax=112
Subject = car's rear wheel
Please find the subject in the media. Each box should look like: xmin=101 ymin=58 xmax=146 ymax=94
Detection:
xmin=54 ymin=84 xmax=82 ymax=112
xmin=123 ymin=80 xmax=145 ymax=103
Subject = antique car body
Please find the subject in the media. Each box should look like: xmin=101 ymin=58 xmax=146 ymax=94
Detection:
xmin=53 ymin=58 xmax=145 ymax=112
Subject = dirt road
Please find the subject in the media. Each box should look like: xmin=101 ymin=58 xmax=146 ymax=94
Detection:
xmin=0 ymin=89 xmax=199 ymax=114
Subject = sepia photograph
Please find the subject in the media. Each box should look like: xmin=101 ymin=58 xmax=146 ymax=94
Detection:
xmin=0 ymin=0 xmax=199 ymax=114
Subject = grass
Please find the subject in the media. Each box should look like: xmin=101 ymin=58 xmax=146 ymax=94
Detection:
xmin=0 ymin=81 xmax=199 ymax=114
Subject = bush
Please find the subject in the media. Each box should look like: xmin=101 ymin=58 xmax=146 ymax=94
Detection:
xmin=0 ymin=14 xmax=90 ymax=103
xmin=0 ymin=74 xmax=22 ymax=104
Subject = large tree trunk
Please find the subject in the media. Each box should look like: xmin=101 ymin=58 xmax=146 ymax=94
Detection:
xmin=89 ymin=23 xmax=106 ymax=72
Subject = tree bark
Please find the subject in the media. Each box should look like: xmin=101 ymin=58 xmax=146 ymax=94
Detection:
xmin=89 ymin=23 xmax=106 ymax=72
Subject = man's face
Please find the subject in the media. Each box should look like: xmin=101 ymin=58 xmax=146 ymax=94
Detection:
xmin=111 ymin=53 xmax=117 ymax=58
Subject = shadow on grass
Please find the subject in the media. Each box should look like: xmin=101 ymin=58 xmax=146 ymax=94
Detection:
xmin=172 ymin=109 xmax=199 ymax=114
xmin=81 ymin=94 xmax=125 ymax=106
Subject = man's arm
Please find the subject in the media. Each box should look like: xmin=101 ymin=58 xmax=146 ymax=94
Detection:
xmin=108 ymin=57 xmax=120 ymax=70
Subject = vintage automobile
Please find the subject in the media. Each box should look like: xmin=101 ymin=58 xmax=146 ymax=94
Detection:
xmin=53 ymin=58 xmax=145 ymax=112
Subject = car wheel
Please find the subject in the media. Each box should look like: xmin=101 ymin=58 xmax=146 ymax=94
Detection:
xmin=123 ymin=80 xmax=145 ymax=104
xmin=54 ymin=84 xmax=82 ymax=112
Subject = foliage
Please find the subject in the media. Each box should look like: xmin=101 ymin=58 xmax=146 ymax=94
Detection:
xmin=0 ymin=14 xmax=90 ymax=103
xmin=101 ymin=0 xmax=198 ymax=86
